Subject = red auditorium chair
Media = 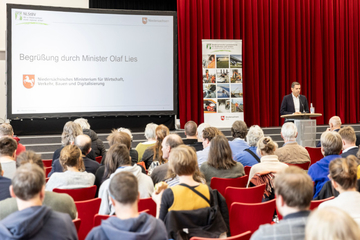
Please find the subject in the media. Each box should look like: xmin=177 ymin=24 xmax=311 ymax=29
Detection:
xmin=42 ymin=159 xmax=52 ymax=168
xmin=285 ymin=162 xmax=310 ymax=170
xmin=210 ymin=175 xmax=249 ymax=197
xmin=230 ymin=199 xmax=276 ymax=236
xmin=72 ymin=218 xmax=81 ymax=234
xmin=305 ymin=147 xmax=323 ymax=166
xmin=44 ymin=167 xmax=52 ymax=177
xmin=53 ymin=185 xmax=97 ymax=201
xmin=244 ymin=166 xmax=251 ymax=176
xmin=75 ymin=198 xmax=101 ymax=240
xmin=190 ymin=231 xmax=251 ymax=240
xmin=138 ymin=198 xmax=156 ymax=217
xmin=95 ymin=156 xmax=102 ymax=164
xmin=225 ymin=184 xmax=266 ymax=210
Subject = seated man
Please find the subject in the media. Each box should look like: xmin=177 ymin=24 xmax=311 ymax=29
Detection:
xmin=316 ymin=116 xmax=342 ymax=147
xmin=182 ymin=121 xmax=203 ymax=151
xmin=0 ymin=123 xmax=26 ymax=157
xmin=0 ymin=163 xmax=77 ymax=239
xmin=251 ymin=167 xmax=313 ymax=240
xmin=0 ymin=163 xmax=11 ymax=201
xmin=0 ymin=137 xmax=17 ymax=179
xmin=49 ymin=134 xmax=100 ymax=176
xmin=0 ymin=151 xmax=77 ymax=220
xmin=228 ymin=120 xmax=250 ymax=157
xmin=308 ymin=131 xmax=342 ymax=198
xmin=275 ymin=122 xmax=310 ymax=164
xmin=197 ymin=127 xmax=223 ymax=167
xmin=86 ymin=171 xmax=167 ymax=240
xmin=234 ymin=125 xmax=264 ymax=167
xmin=338 ymin=126 xmax=359 ymax=158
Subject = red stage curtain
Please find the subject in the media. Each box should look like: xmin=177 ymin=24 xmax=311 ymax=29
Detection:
xmin=177 ymin=0 xmax=360 ymax=127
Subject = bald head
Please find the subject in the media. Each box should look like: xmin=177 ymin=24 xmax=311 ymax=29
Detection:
xmin=75 ymin=134 xmax=92 ymax=155
xmin=162 ymin=134 xmax=184 ymax=160
xmin=329 ymin=116 xmax=342 ymax=131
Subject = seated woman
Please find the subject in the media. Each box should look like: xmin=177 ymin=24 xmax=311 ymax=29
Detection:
xmin=247 ymin=136 xmax=288 ymax=186
xmin=141 ymin=124 xmax=169 ymax=169
xmin=46 ymin=145 xmax=95 ymax=191
xmin=319 ymin=156 xmax=360 ymax=226
xmin=159 ymin=145 xmax=211 ymax=221
xmin=200 ymin=135 xmax=245 ymax=186
xmin=306 ymin=206 xmax=360 ymax=240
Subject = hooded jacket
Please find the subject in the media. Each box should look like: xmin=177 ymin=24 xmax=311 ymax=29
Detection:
xmin=98 ymin=165 xmax=154 ymax=215
xmin=85 ymin=212 xmax=167 ymax=240
xmin=0 ymin=205 xmax=77 ymax=240
xmin=83 ymin=129 xmax=106 ymax=158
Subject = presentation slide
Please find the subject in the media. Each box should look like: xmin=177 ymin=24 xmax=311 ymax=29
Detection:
xmin=8 ymin=5 xmax=175 ymax=118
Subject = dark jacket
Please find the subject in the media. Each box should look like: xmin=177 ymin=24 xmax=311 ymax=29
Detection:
xmin=183 ymin=139 xmax=203 ymax=151
xmin=85 ymin=212 xmax=167 ymax=240
xmin=314 ymin=179 xmax=360 ymax=200
xmin=341 ymin=147 xmax=359 ymax=158
xmin=280 ymin=94 xmax=309 ymax=115
xmin=53 ymin=146 xmax=96 ymax=161
xmin=0 ymin=206 xmax=77 ymax=240
xmin=0 ymin=177 xmax=11 ymax=201
xmin=83 ymin=129 xmax=106 ymax=158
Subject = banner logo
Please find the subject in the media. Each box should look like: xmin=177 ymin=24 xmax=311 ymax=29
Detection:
xmin=23 ymin=75 xmax=35 ymax=89
xmin=15 ymin=12 xmax=22 ymax=20
xmin=142 ymin=17 xmax=147 ymax=24
xmin=221 ymin=116 xmax=225 ymax=121
xmin=206 ymin=44 xmax=212 ymax=49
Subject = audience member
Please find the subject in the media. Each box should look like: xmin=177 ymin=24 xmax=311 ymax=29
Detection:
xmin=86 ymin=172 xmax=167 ymax=240
xmin=247 ymin=137 xmax=288 ymax=186
xmin=46 ymin=145 xmax=95 ymax=191
xmin=200 ymin=135 xmax=245 ymax=186
xmin=148 ymin=134 xmax=182 ymax=178
xmin=234 ymin=125 xmax=264 ymax=167
xmin=306 ymin=207 xmax=360 ymax=240
xmin=135 ymin=123 xmax=158 ymax=161
xmin=0 ymin=123 xmax=26 ymax=157
xmin=158 ymin=145 xmax=211 ymax=221
xmin=0 ymin=151 xmax=77 ymax=220
xmin=338 ymin=126 xmax=359 ymax=158
xmin=49 ymin=134 xmax=100 ymax=176
xmin=274 ymin=122 xmax=310 ymax=164
xmin=182 ymin=121 xmax=203 ymax=151
xmin=118 ymin=127 xmax=139 ymax=165
xmin=251 ymin=167 xmax=313 ymax=240
xmin=197 ymin=127 xmax=223 ymax=167
xmin=228 ymin=120 xmax=250 ymax=157
xmin=98 ymin=144 xmax=154 ymax=215
xmin=0 ymin=162 xmax=11 ymax=201
xmin=308 ymin=131 xmax=342 ymax=198
xmin=141 ymin=124 xmax=169 ymax=169
xmin=74 ymin=118 xmax=106 ymax=158
xmin=151 ymin=134 xmax=183 ymax=185
xmin=0 ymin=137 xmax=17 ymax=179
xmin=319 ymin=156 xmax=360 ymax=226
xmin=316 ymin=116 xmax=342 ymax=147
xmin=0 ymin=163 xmax=77 ymax=240
xmin=196 ymin=123 xmax=211 ymax=143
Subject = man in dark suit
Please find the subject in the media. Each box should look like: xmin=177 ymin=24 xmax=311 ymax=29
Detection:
xmin=339 ymin=126 xmax=359 ymax=158
xmin=280 ymin=82 xmax=309 ymax=116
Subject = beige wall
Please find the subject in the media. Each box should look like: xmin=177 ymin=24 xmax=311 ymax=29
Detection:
xmin=0 ymin=0 xmax=89 ymax=122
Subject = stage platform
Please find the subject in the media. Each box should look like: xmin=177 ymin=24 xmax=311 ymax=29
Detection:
xmin=18 ymin=124 xmax=360 ymax=160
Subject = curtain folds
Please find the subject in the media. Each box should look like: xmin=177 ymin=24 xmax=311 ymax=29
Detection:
xmin=177 ymin=0 xmax=360 ymax=127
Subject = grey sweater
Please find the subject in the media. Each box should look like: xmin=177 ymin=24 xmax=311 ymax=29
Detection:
xmin=200 ymin=162 xmax=245 ymax=186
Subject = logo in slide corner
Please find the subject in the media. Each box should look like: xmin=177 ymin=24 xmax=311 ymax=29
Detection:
xmin=23 ymin=75 xmax=35 ymax=89
xmin=15 ymin=12 xmax=22 ymax=20
xmin=142 ymin=17 xmax=147 ymax=24
xmin=221 ymin=116 xmax=225 ymax=121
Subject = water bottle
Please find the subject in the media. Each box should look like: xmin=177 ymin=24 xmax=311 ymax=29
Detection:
xmin=310 ymin=103 xmax=315 ymax=114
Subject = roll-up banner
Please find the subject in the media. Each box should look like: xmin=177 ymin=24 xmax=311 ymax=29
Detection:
xmin=202 ymin=40 xmax=243 ymax=127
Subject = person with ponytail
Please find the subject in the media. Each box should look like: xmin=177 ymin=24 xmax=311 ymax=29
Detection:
xmin=319 ymin=156 xmax=360 ymax=226
xmin=247 ymin=136 xmax=288 ymax=186
xmin=141 ymin=125 xmax=169 ymax=169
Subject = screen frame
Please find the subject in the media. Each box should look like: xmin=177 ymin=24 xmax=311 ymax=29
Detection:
xmin=6 ymin=4 xmax=178 ymax=120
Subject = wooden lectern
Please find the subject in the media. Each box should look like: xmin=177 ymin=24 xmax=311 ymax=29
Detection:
xmin=281 ymin=113 xmax=322 ymax=147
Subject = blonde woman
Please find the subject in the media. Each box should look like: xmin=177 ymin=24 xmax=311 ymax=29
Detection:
xmin=306 ymin=206 xmax=360 ymax=240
